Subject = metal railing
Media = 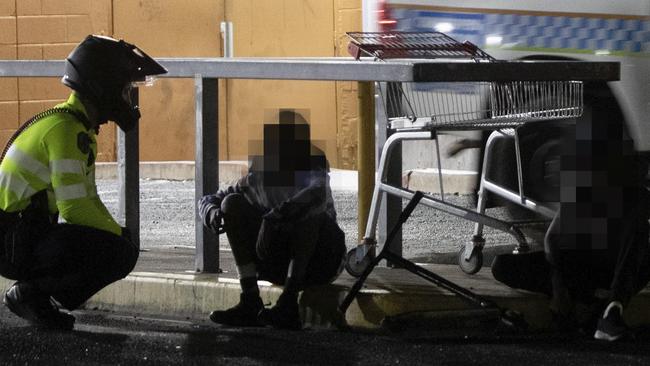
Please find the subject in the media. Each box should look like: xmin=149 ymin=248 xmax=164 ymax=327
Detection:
xmin=0 ymin=58 xmax=619 ymax=273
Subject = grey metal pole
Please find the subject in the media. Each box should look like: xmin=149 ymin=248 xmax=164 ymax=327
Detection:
xmin=194 ymin=76 xmax=220 ymax=273
xmin=117 ymin=88 xmax=140 ymax=247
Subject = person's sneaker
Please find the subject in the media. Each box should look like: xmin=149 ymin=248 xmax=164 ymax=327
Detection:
xmin=594 ymin=301 xmax=631 ymax=342
xmin=209 ymin=293 xmax=264 ymax=327
xmin=257 ymin=295 xmax=301 ymax=330
xmin=3 ymin=283 xmax=75 ymax=331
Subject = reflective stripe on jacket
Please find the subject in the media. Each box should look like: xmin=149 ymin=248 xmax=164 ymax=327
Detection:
xmin=0 ymin=93 xmax=121 ymax=236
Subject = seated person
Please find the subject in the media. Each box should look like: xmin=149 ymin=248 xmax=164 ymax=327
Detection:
xmin=198 ymin=111 xmax=346 ymax=330
xmin=491 ymin=97 xmax=650 ymax=342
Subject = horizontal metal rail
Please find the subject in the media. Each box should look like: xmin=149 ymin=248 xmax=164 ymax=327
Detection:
xmin=0 ymin=58 xmax=620 ymax=81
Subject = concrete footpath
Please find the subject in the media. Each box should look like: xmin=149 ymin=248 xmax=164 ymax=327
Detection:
xmin=2 ymin=161 xmax=650 ymax=331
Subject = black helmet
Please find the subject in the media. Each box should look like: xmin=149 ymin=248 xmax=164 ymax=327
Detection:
xmin=62 ymin=35 xmax=167 ymax=131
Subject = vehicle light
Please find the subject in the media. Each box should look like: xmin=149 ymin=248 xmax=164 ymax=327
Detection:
xmin=377 ymin=0 xmax=397 ymax=31
xmin=434 ymin=22 xmax=454 ymax=33
xmin=485 ymin=36 xmax=503 ymax=46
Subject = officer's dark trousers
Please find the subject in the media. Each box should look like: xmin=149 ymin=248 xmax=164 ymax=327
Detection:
xmin=0 ymin=224 xmax=138 ymax=310
xmin=221 ymin=193 xmax=345 ymax=287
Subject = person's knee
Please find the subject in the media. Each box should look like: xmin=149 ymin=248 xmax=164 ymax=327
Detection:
xmin=221 ymin=193 xmax=248 ymax=216
xmin=113 ymin=239 xmax=139 ymax=279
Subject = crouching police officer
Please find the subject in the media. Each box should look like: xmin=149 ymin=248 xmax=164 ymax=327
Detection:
xmin=0 ymin=35 xmax=166 ymax=330
xmin=198 ymin=112 xmax=346 ymax=330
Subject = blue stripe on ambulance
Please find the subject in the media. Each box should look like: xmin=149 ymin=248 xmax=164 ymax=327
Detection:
xmin=393 ymin=9 xmax=649 ymax=54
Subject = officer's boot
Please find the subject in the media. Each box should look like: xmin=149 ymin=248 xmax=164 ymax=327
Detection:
xmin=3 ymin=282 xmax=75 ymax=331
xmin=209 ymin=293 xmax=264 ymax=327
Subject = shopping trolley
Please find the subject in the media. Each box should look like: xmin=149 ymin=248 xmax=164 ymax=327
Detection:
xmin=338 ymin=31 xmax=616 ymax=324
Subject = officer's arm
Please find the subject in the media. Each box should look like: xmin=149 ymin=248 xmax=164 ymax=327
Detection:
xmin=43 ymin=123 xmax=122 ymax=236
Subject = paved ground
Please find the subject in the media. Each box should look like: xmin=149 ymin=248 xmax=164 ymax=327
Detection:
xmin=3 ymin=305 xmax=650 ymax=366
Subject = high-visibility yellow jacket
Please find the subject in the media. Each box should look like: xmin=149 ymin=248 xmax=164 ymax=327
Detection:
xmin=0 ymin=92 xmax=121 ymax=236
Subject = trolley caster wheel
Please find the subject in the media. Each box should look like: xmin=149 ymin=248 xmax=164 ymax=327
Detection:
xmin=458 ymin=245 xmax=483 ymax=275
xmin=345 ymin=248 xmax=372 ymax=278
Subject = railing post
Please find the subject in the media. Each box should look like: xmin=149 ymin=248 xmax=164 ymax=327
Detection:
xmin=194 ymin=75 xmax=220 ymax=273
xmin=117 ymin=88 xmax=140 ymax=247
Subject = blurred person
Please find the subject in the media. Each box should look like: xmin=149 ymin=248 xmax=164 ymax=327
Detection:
xmin=0 ymin=35 xmax=166 ymax=330
xmin=491 ymin=85 xmax=650 ymax=342
xmin=198 ymin=110 xmax=345 ymax=330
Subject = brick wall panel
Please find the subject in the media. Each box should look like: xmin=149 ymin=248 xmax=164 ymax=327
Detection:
xmin=66 ymin=14 xmax=92 ymax=41
xmin=0 ymin=16 xmax=16 ymax=44
xmin=0 ymin=78 xmax=17 ymax=101
xmin=19 ymin=78 xmax=68 ymax=101
xmin=0 ymin=44 xmax=16 ymax=58
xmin=42 ymin=0 xmax=66 ymax=15
xmin=95 ymin=123 xmax=116 ymax=162
xmin=17 ymin=15 xmax=67 ymax=44
xmin=16 ymin=0 xmax=41 ymax=16
xmin=0 ymin=1 xmax=16 ymax=16
xmin=17 ymin=44 xmax=43 ymax=59
xmin=337 ymin=0 xmax=360 ymax=9
xmin=19 ymin=100 xmax=66 ymax=122
xmin=64 ymin=0 xmax=90 ymax=15
xmin=88 ymin=0 xmax=111 ymax=36
xmin=43 ymin=43 xmax=75 ymax=58
xmin=0 ymin=130 xmax=16 ymax=153
xmin=0 ymin=102 xmax=19 ymax=129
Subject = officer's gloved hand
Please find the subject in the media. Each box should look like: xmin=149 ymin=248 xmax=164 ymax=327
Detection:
xmin=198 ymin=195 xmax=225 ymax=234
xmin=121 ymin=226 xmax=133 ymax=242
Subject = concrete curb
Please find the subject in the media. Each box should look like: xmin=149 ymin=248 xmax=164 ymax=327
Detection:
xmin=95 ymin=161 xmax=249 ymax=184
xmin=3 ymin=269 xmax=650 ymax=331
xmin=95 ymin=161 xmax=478 ymax=194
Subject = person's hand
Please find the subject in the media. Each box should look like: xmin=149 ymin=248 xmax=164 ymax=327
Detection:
xmin=208 ymin=208 xmax=226 ymax=234
xmin=198 ymin=195 xmax=227 ymax=234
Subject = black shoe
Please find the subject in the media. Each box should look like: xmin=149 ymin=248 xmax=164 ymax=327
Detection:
xmin=209 ymin=293 xmax=264 ymax=327
xmin=257 ymin=295 xmax=302 ymax=330
xmin=594 ymin=301 xmax=631 ymax=342
xmin=3 ymin=283 xmax=75 ymax=331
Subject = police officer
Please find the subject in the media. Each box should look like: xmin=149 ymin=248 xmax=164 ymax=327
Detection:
xmin=0 ymin=35 xmax=166 ymax=330
xmin=198 ymin=111 xmax=346 ymax=330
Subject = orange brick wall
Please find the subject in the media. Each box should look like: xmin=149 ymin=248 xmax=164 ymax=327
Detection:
xmin=0 ymin=0 xmax=115 ymax=161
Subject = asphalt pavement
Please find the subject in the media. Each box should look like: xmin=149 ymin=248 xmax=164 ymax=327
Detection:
xmin=2 ymin=305 xmax=650 ymax=366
